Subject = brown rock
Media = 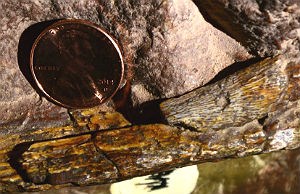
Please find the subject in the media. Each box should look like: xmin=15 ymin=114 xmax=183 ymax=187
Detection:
xmin=194 ymin=0 xmax=300 ymax=56
xmin=1 ymin=0 xmax=300 ymax=193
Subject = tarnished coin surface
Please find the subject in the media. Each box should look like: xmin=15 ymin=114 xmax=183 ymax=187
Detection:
xmin=30 ymin=19 xmax=124 ymax=109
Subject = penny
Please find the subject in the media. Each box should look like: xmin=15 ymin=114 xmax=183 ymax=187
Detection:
xmin=30 ymin=19 xmax=124 ymax=109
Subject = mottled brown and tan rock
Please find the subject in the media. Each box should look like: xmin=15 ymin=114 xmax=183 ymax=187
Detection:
xmin=161 ymin=55 xmax=298 ymax=133
xmin=0 ymin=56 xmax=297 ymax=193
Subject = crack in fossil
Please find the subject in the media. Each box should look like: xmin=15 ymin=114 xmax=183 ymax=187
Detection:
xmin=90 ymin=132 xmax=122 ymax=179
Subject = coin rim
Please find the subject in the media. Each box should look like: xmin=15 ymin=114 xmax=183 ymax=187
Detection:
xmin=30 ymin=18 xmax=124 ymax=109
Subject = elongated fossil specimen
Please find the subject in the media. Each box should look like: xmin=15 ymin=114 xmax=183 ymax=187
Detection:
xmin=0 ymin=55 xmax=299 ymax=192
xmin=160 ymin=56 xmax=294 ymax=132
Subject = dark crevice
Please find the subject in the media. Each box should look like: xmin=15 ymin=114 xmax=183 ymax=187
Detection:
xmin=112 ymin=73 xmax=167 ymax=125
xmin=91 ymin=132 xmax=121 ymax=178
xmin=117 ymin=98 xmax=166 ymax=126
xmin=7 ymin=127 xmax=115 ymax=183
xmin=258 ymin=115 xmax=268 ymax=125
xmin=206 ymin=57 xmax=264 ymax=85
xmin=174 ymin=122 xmax=198 ymax=132
xmin=68 ymin=182 xmax=81 ymax=187
xmin=67 ymin=109 xmax=79 ymax=128
xmin=50 ymin=0 xmax=61 ymax=13
xmin=7 ymin=142 xmax=33 ymax=183
xmin=7 ymin=129 xmax=123 ymax=185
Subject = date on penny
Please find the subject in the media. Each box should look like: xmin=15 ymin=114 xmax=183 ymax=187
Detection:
xmin=30 ymin=19 xmax=124 ymax=109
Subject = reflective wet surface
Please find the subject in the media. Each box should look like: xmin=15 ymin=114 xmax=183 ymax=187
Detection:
xmin=31 ymin=19 xmax=123 ymax=109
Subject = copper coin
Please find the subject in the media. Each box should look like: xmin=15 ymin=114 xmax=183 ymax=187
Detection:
xmin=30 ymin=19 xmax=124 ymax=109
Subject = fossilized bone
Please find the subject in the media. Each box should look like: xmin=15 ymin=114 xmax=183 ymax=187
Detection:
xmin=0 ymin=55 xmax=299 ymax=192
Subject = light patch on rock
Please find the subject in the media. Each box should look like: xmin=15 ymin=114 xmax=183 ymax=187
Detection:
xmin=269 ymin=128 xmax=295 ymax=151
xmin=131 ymin=84 xmax=155 ymax=106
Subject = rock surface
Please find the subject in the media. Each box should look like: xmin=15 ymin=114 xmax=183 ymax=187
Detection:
xmin=23 ymin=149 xmax=300 ymax=194
xmin=0 ymin=0 xmax=250 ymax=127
xmin=195 ymin=0 xmax=300 ymax=56
xmin=1 ymin=0 xmax=299 ymax=194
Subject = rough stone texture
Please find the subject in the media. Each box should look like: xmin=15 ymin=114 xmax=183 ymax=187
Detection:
xmin=0 ymin=0 xmax=250 ymax=125
xmin=195 ymin=0 xmax=300 ymax=57
xmin=1 ymin=0 xmax=300 ymax=193
xmin=128 ymin=0 xmax=251 ymax=102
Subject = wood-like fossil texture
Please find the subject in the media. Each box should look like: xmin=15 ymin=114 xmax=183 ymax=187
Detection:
xmin=0 ymin=55 xmax=297 ymax=192
xmin=160 ymin=56 xmax=290 ymax=132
